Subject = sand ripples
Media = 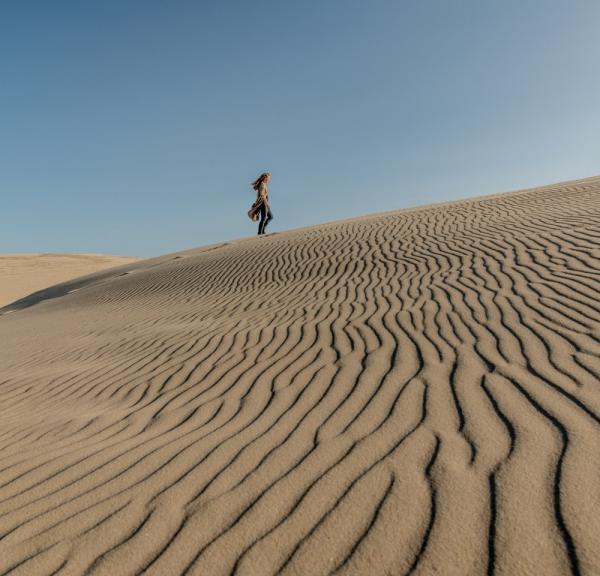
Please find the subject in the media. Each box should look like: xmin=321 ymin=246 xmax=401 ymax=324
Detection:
xmin=2 ymin=177 xmax=600 ymax=574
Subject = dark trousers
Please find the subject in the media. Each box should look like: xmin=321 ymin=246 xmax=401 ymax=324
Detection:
xmin=258 ymin=203 xmax=273 ymax=235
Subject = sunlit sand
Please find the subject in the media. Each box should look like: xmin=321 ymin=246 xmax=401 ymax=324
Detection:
xmin=1 ymin=176 xmax=600 ymax=574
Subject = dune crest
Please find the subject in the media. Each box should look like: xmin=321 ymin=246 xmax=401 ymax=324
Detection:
xmin=0 ymin=254 xmax=139 ymax=308
xmin=1 ymin=176 xmax=600 ymax=575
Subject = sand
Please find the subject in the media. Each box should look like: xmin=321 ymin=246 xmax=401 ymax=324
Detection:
xmin=1 ymin=176 xmax=600 ymax=575
xmin=0 ymin=254 xmax=139 ymax=308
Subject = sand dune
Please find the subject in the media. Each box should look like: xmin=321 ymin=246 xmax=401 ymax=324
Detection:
xmin=0 ymin=254 xmax=139 ymax=308
xmin=1 ymin=176 xmax=600 ymax=575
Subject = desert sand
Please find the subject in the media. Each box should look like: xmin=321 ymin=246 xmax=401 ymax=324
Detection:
xmin=0 ymin=254 xmax=139 ymax=308
xmin=1 ymin=176 xmax=600 ymax=575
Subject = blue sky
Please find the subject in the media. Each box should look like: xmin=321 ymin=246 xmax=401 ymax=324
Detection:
xmin=2 ymin=1 xmax=599 ymax=256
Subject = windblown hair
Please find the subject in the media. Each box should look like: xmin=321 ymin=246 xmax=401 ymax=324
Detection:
xmin=252 ymin=172 xmax=270 ymax=191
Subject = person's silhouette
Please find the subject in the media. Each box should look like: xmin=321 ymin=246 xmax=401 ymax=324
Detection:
xmin=251 ymin=172 xmax=273 ymax=235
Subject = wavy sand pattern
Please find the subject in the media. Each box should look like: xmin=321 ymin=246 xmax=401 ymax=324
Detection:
xmin=1 ymin=177 xmax=600 ymax=575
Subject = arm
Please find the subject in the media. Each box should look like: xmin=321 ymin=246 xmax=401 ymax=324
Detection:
xmin=259 ymin=183 xmax=269 ymax=207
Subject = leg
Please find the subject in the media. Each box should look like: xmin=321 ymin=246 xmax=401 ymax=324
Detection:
xmin=263 ymin=208 xmax=273 ymax=233
xmin=258 ymin=203 xmax=267 ymax=235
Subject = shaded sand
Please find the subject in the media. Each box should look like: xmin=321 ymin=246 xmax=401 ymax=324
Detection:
xmin=1 ymin=176 xmax=600 ymax=575
xmin=0 ymin=254 xmax=139 ymax=308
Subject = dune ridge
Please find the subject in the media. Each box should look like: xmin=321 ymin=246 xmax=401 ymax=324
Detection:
xmin=1 ymin=176 xmax=600 ymax=574
xmin=0 ymin=254 xmax=139 ymax=308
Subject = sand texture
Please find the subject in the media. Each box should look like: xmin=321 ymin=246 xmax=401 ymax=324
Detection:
xmin=2 ymin=176 xmax=600 ymax=575
xmin=0 ymin=254 xmax=139 ymax=308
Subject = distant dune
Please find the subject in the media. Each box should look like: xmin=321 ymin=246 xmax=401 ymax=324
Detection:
xmin=1 ymin=176 xmax=600 ymax=575
xmin=0 ymin=254 xmax=139 ymax=308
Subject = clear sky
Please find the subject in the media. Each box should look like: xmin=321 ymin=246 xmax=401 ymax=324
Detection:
xmin=2 ymin=1 xmax=599 ymax=256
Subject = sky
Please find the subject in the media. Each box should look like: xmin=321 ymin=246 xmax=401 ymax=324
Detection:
xmin=1 ymin=0 xmax=599 ymax=257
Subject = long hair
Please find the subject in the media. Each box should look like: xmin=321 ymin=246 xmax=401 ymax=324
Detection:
xmin=252 ymin=172 xmax=270 ymax=191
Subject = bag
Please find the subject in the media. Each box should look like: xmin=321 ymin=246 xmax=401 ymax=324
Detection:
xmin=248 ymin=204 xmax=260 ymax=221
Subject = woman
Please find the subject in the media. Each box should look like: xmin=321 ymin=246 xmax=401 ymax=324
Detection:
xmin=251 ymin=172 xmax=273 ymax=235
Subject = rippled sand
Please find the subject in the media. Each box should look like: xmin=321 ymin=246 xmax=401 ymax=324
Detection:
xmin=1 ymin=176 xmax=600 ymax=575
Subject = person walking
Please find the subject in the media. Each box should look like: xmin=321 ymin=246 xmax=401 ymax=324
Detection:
xmin=250 ymin=172 xmax=273 ymax=235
